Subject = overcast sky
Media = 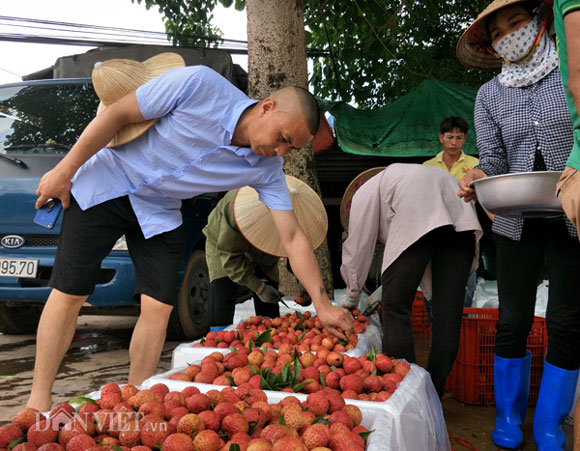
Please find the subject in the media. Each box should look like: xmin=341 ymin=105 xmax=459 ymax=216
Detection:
xmin=0 ymin=0 xmax=248 ymax=85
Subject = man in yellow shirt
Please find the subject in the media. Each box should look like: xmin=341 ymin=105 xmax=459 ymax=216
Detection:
xmin=423 ymin=116 xmax=479 ymax=180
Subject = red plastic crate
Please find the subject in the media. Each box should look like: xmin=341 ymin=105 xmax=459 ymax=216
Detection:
xmin=445 ymin=308 xmax=547 ymax=405
xmin=411 ymin=291 xmax=431 ymax=335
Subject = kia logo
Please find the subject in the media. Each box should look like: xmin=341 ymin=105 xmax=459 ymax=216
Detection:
xmin=1 ymin=235 xmax=25 ymax=248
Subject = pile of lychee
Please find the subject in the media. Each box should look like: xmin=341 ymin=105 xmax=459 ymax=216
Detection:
xmin=0 ymin=383 xmax=372 ymax=451
xmin=193 ymin=311 xmax=370 ymax=354
xmin=170 ymin=346 xmax=409 ymax=402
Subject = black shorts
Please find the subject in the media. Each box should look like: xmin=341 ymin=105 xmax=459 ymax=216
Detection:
xmin=50 ymin=195 xmax=185 ymax=306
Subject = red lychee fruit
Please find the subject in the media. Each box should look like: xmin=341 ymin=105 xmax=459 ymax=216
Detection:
xmin=37 ymin=443 xmax=65 ymax=451
xmin=27 ymin=421 xmax=59 ymax=447
xmin=305 ymin=392 xmax=329 ymax=417
xmin=339 ymin=374 xmax=363 ymax=394
xmin=121 ymin=385 xmax=139 ymax=401
xmin=342 ymin=357 xmax=362 ymax=375
xmin=140 ymin=418 xmax=170 ymax=448
xmin=363 ymin=375 xmax=383 ymax=393
xmin=162 ymin=433 xmax=195 ymax=451
xmin=213 ymin=403 xmax=238 ymax=421
xmin=272 ymin=435 xmax=308 ymax=450
xmin=185 ymin=393 xmax=210 ymax=414
xmin=176 ymin=413 xmax=204 ymax=435
xmin=11 ymin=408 xmax=41 ymax=433
xmin=199 ymin=410 xmax=221 ymax=431
xmin=342 ymin=405 xmax=362 ymax=427
xmin=149 ymin=383 xmax=169 ymax=402
xmin=0 ymin=424 xmax=23 ymax=447
xmin=65 ymin=434 xmax=96 ymax=451
xmin=301 ymin=423 xmax=330 ymax=448
xmin=192 ymin=429 xmax=220 ymax=451
xmin=326 ymin=352 xmax=344 ymax=367
xmin=393 ymin=360 xmax=411 ymax=377
xmin=375 ymin=354 xmax=393 ymax=373
xmin=328 ymin=411 xmax=354 ymax=429
xmin=222 ymin=413 xmax=249 ymax=438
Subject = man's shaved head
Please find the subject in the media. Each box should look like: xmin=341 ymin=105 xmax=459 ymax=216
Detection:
xmin=269 ymin=86 xmax=321 ymax=135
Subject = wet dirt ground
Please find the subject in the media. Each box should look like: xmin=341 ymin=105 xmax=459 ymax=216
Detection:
xmin=0 ymin=316 xmax=574 ymax=450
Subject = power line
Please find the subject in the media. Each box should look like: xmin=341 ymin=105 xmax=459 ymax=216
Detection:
xmin=0 ymin=16 xmax=328 ymax=56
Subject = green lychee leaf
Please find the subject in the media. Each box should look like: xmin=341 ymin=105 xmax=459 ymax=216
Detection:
xmin=280 ymin=363 xmax=291 ymax=384
xmin=312 ymin=417 xmax=329 ymax=425
xmin=249 ymin=364 xmax=260 ymax=375
xmin=248 ymin=411 xmax=261 ymax=434
xmin=113 ymin=447 xmax=126 ymax=451
xmin=200 ymin=337 xmax=206 ymax=344
xmin=215 ymin=338 xmax=220 ymax=344
xmin=295 ymin=320 xmax=305 ymax=330
xmin=330 ymin=365 xmax=337 ymax=371
xmin=255 ymin=329 xmax=272 ymax=346
xmin=298 ymin=330 xmax=307 ymax=341
xmin=359 ymin=430 xmax=375 ymax=440
xmin=229 ymin=444 xmax=241 ymax=451
xmin=336 ymin=339 xmax=348 ymax=345
xmin=229 ymin=346 xmax=238 ymax=353
xmin=260 ymin=373 xmax=273 ymax=391
xmin=263 ymin=344 xmax=269 ymax=352
xmin=225 ymin=374 xmax=235 ymax=386
xmin=68 ymin=396 xmax=97 ymax=412
xmin=371 ymin=370 xmax=377 ymax=377
xmin=319 ymin=373 xmax=327 ymax=387
xmin=9 ymin=437 xmax=24 ymax=449
xmin=248 ymin=339 xmax=254 ymax=352
xmin=276 ymin=416 xmax=286 ymax=425
xmin=296 ymin=311 xmax=304 ymax=319
xmin=292 ymin=380 xmax=313 ymax=392
xmin=367 ymin=344 xmax=377 ymax=363
xmin=236 ymin=331 xmax=242 ymax=341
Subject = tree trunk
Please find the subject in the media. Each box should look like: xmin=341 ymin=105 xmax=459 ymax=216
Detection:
xmin=246 ymin=0 xmax=334 ymax=299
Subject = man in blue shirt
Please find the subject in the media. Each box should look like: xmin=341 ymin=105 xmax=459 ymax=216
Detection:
xmin=29 ymin=59 xmax=353 ymax=411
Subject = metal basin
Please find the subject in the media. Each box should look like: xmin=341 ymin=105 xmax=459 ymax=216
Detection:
xmin=470 ymin=171 xmax=564 ymax=218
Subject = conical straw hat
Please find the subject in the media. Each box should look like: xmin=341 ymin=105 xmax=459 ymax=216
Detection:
xmin=456 ymin=0 xmax=546 ymax=70
xmin=92 ymin=52 xmax=186 ymax=147
xmin=340 ymin=167 xmax=386 ymax=232
xmin=233 ymin=176 xmax=328 ymax=258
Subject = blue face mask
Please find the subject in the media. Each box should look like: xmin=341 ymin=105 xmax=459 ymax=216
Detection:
xmin=491 ymin=19 xmax=539 ymax=62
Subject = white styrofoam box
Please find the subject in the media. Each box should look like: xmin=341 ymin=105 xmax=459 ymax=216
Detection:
xmin=142 ymin=363 xmax=449 ymax=451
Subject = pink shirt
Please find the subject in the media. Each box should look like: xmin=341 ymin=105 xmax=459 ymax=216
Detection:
xmin=341 ymin=164 xmax=482 ymax=299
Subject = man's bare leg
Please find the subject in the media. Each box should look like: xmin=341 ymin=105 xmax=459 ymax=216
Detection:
xmin=128 ymin=295 xmax=172 ymax=385
xmin=27 ymin=289 xmax=87 ymax=411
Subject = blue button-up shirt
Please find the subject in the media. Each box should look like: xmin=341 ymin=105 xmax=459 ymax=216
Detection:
xmin=71 ymin=66 xmax=292 ymax=239
xmin=474 ymin=69 xmax=576 ymax=240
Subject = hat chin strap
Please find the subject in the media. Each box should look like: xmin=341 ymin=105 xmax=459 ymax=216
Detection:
xmin=500 ymin=11 xmax=552 ymax=64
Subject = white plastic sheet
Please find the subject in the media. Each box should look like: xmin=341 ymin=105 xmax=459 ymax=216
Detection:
xmin=142 ymin=363 xmax=450 ymax=451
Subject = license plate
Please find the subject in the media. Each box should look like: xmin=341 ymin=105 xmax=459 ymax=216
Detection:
xmin=0 ymin=258 xmax=38 ymax=278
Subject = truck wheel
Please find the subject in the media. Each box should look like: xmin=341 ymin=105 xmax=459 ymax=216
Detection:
xmin=0 ymin=303 xmax=43 ymax=334
xmin=174 ymin=250 xmax=210 ymax=340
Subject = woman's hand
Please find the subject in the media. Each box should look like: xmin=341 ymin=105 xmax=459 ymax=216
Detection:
xmin=458 ymin=168 xmax=487 ymax=202
xmin=316 ymin=302 xmax=354 ymax=340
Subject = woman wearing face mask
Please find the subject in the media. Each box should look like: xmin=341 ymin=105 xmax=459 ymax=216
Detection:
xmin=457 ymin=1 xmax=580 ymax=450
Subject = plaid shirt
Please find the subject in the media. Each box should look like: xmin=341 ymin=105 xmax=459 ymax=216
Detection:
xmin=474 ymin=69 xmax=577 ymax=240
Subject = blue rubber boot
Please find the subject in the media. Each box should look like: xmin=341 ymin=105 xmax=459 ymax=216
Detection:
xmin=492 ymin=353 xmax=531 ymax=449
xmin=533 ymin=362 xmax=579 ymax=450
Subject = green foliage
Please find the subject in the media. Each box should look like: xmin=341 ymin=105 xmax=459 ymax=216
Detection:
xmin=133 ymin=0 xmax=495 ymax=107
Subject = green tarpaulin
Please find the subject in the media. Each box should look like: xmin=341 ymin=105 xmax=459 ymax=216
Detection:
xmin=322 ymin=79 xmax=479 ymax=157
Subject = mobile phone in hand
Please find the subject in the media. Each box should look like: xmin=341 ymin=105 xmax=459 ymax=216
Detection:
xmin=34 ymin=199 xmax=63 ymax=229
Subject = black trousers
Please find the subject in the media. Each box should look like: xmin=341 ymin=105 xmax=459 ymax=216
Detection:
xmin=381 ymin=226 xmax=475 ymax=397
xmin=494 ymin=220 xmax=580 ymax=370
xmin=209 ymin=273 xmax=280 ymax=327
